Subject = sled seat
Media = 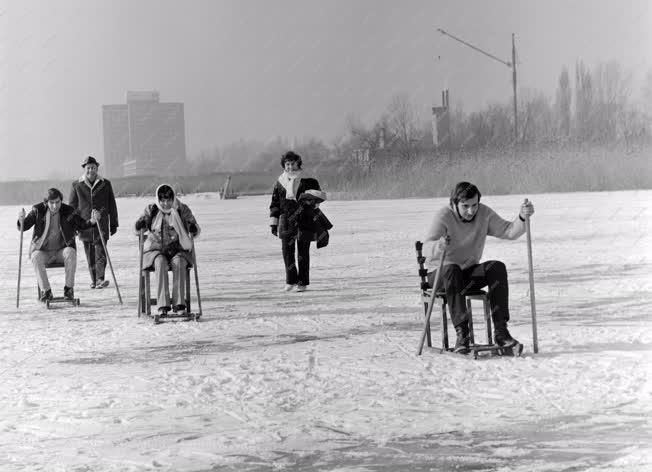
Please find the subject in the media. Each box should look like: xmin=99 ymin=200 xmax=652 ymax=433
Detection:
xmin=36 ymin=261 xmax=81 ymax=309
xmin=415 ymin=241 xmax=501 ymax=359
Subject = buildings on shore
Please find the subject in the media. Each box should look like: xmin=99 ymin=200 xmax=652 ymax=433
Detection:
xmin=102 ymin=91 xmax=186 ymax=177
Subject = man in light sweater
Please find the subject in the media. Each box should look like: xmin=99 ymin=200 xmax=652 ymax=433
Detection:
xmin=423 ymin=182 xmax=535 ymax=354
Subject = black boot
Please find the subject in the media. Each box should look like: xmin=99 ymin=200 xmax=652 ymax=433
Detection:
xmin=40 ymin=289 xmax=53 ymax=302
xmin=63 ymin=286 xmax=75 ymax=300
xmin=454 ymin=322 xmax=470 ymax=354
xmin=494 ymin=323 xmax=518 ymax=348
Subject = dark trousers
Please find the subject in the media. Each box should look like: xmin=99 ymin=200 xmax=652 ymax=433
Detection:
xmin=83 ymin=240 xmax=107 ymax=284
xmin=429 ymin=260 xmax=510 ymax=328
xmin=281 ymin=235 xmax=311 ymax=285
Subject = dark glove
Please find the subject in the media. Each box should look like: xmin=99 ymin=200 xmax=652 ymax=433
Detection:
xmin=110 ymin=227 xmax=117 ymax=236
xmin=188 ymin=223 xmax=198 ymax=236
xmin=271 ymin=225 xmax=278 ymax=236
xmin=135 ymin=219 xmax=147 ymax=231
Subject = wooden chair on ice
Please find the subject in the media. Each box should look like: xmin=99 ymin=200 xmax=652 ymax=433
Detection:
xmin=137 ymin=232 xmax=202 ymax=324
xmin=36 ymin=261 xmax=81 ymax=309
xmin=415 ymin=241 xmax=504 ymax=359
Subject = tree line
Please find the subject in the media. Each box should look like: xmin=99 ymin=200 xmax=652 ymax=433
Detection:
xmin=187 ymin=59 xmax=652 ymax=174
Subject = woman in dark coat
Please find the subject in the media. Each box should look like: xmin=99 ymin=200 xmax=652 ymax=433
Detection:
xmin=134 ymin=184 xmax=200 ymax=315
xmin=269 ymin=151 xmax=331 ymax=292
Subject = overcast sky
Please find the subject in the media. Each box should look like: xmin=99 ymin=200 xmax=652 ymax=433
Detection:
xmin=1 ymin=0 xmax=651 ymax=181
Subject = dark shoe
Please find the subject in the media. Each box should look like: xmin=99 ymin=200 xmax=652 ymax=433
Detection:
xmin=454 ymin=322 xmax=470 ymax=354
xmin=494 ymin=325 xmax=519 ymax=348
xmin=96 ymin=279 xmax=109 ymax=289
xmin=173 ymin=304 xmax=187 ymax=314
xmin=63 ymin=286 xmax=75 ymax=300
xmin=158 ymin=306 xmax=171 ymax=316
xmin=40 ymin=289 xmax=53 ymax=302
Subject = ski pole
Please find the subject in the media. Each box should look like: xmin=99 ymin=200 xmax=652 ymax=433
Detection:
xmin=16 ymin=209 xmax=25 ymax=308
xmin=190 ymin=235 xmax=203 ymax=318
xmin=524 ymin=198 xmax=538 ymax=353
xmin=96 ymin=218 xmax=123 ymax=305
xmin=137 ymin=230 xmax=144 ymax=317
xmin=417 ymin=241 xmax=448 ymax=355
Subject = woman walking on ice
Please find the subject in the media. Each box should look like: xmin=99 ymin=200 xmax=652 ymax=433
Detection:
xmin=269 ymin=151 xmax=331 ymax=292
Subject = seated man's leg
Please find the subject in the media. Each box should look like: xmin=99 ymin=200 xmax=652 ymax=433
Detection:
xmin=467 ymin=260 xmax=517 ymax=347
xmin=59 ymin=247 xmax=77 ymax=289
xmin=434 ymin=264 xmax=470 ymax=352
xmin=154 ymin=254 xmax=171 ymax=310
xmin=31 ymin=250 xmax=53 ymax=293
xmin=435 ymin=264 xmax=468 ymax=327
xmin=170 ymin=254 xmax=188 ymax=309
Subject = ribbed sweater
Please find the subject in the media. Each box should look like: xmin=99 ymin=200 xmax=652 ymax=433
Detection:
xmin=424 ymin=203 xmax=525 ymax=270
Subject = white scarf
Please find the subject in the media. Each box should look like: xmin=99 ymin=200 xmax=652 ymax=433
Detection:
xmin=277 ymin=170 xmax=302 ymax=200
xmin=79 ymin=173 xmax=103 ymax=190
xmin=151 ymin=188 xmax=192 ymax=251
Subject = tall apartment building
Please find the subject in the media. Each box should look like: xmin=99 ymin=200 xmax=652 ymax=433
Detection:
xmin=102 ymin=91 xmax=186 ymax=177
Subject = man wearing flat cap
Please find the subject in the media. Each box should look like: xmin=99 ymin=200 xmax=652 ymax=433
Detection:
xmin=69 ymin=156 xmax=119 ymax=289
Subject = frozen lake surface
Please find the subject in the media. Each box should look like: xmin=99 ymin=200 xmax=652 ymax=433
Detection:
xmin=0 ymin=190 xmax=650 ymax=471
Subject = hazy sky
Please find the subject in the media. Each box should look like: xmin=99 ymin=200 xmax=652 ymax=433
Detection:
xmin=1 ymin=0 xmax=651 ymax=181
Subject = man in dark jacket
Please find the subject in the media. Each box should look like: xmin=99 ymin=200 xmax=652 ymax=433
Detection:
xmin=17 ymin=188 xmax=100 ymax=302
xmin=69 ymin=156 xmax=119 ymax=289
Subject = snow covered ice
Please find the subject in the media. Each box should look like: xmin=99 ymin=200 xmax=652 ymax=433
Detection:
xmin=0 ymin=191 xmax=650 ymax=471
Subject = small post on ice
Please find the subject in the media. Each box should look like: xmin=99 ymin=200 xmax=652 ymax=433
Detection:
xmin=96 ymin=219 xmax=123 ymax=305
xmin=190 ymin=235 xmax=203 ymax=318
xmin=417 ymin=240 xmax=448 ymax=355
xmin=524 ymin=198 xmax=538 ymax=353
xmin=16 ymin=209 xmax=25 ymax=308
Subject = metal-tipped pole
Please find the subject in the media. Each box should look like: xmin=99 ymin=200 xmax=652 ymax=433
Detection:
xmin=96 ymin=219 xmax=123 ymax=305
xmin=524 ymin=198 xmax=538 ymax=353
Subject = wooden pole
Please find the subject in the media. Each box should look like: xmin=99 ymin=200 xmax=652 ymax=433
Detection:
xmin=96 ymin=220 xmax=123 ymax=305
xmin=16 ymin=211 xmax=24 ymax=308
xmin=190 ymin=236 xmax=203 ymax=318
xmin=137 ymin=231 xmax=144 ymax=317
xmin=524 ymin=198 xmax=538 ymax=353
xmin=512 ymin=33 xmax=518 ymax=145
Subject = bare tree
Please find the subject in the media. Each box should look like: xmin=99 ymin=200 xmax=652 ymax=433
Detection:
xmin=591 ymin=61 xmax=631 ymax=142
xmin=575 ymin=60 xmax=593 ymax=142
xmin=386 ymin=93 xmax=423 ymax=161
xmin=555 ymin=67 xmax=572 ymax=139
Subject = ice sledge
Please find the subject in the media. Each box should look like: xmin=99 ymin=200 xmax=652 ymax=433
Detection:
xmin=415 ymin=241 xmax=521 ymax=358
xmin=137 ymin=232 xmax=202 ymax=324
xmin=36 ymin=261 xmax=81 ymax=309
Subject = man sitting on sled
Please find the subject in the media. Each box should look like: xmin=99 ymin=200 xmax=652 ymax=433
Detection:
xmin=17 ymin=188 xmax=100 ymax=302
xmin=134 ymin=184 xmax=200 ymax=316
xmin=423 ymin=181 xmax=535 ymax=354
